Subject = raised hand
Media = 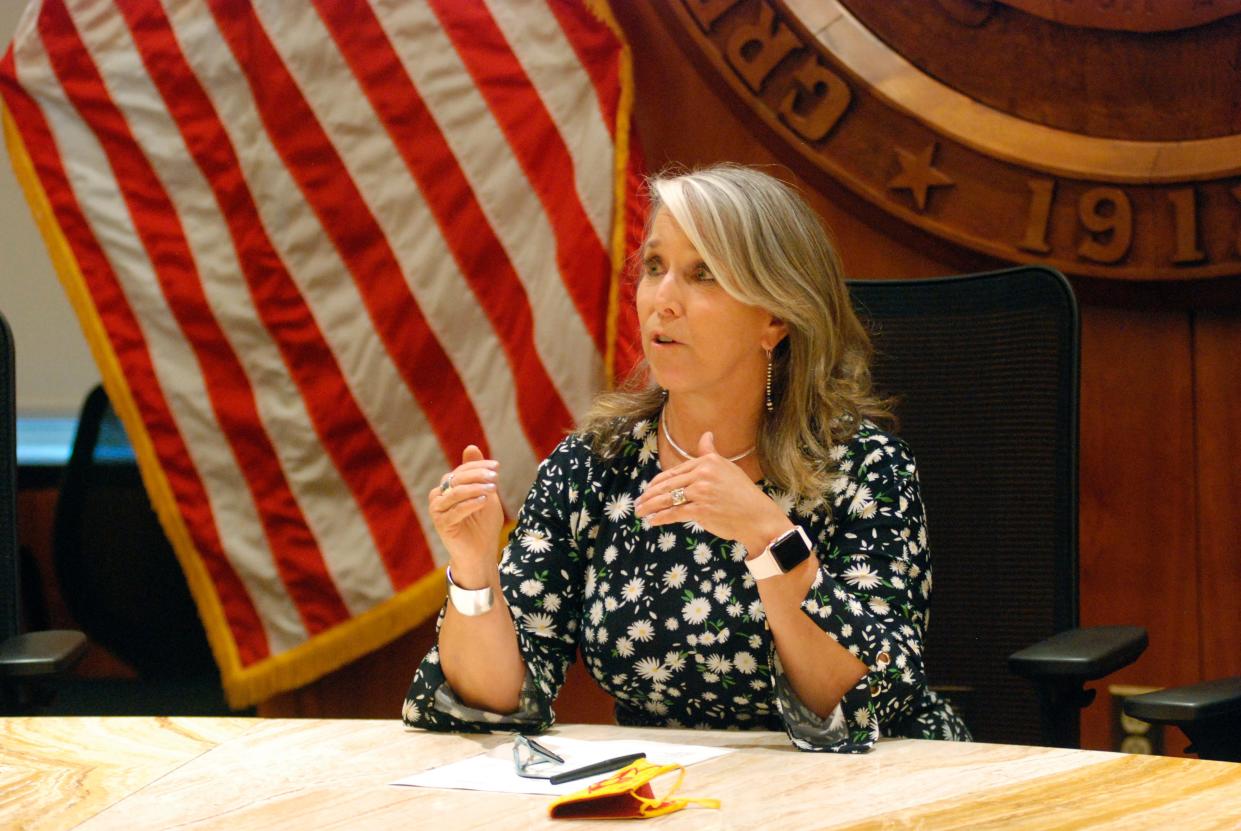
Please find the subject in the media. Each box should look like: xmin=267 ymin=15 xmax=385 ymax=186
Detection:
xmin=427 ymin=445 xmax=504 ymax=579
xmin=634 ymin=432 xmax=792 ymax=555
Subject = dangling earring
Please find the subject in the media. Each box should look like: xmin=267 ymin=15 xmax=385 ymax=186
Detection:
xmin=764 ymin=348 xmax=774 ymax=413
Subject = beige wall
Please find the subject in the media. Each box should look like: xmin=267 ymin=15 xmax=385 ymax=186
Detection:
xmin=1 ymin=0 xmax=98 ymax=416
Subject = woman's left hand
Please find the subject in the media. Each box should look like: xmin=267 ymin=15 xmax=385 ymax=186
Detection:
xmin=634 ymin=432 xmax=792 ymax=553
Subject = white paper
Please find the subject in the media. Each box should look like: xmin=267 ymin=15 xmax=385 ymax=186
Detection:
xmin=391 ymin=735 xmax=732 ymax=796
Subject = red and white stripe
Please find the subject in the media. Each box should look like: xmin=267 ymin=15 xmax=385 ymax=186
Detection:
xmin=1 ymin=0 xmax=640 ymax=703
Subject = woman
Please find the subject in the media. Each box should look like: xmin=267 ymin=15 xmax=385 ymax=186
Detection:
xmin=403 ymin=164 xmax=969 ymax=751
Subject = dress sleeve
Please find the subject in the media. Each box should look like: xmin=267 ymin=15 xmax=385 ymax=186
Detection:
xmin=402 ymin=438 xmax=593 ymax=733
xmin=771 ymin=428 xmax=934 ymax=752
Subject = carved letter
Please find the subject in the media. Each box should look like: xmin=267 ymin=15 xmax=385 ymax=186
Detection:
xmin=1077 ymin=187 xmax=1132 ymax=264
xmin=724 ymin=1 xmax=800 ymax=92
xmin=684 ymin=0 xmax=743 ymax=30
xmin=1167 ymin=188 xmax=1206 ymax=264
xmin=1018 ymin=178 xmax=1055 ymax=254
xmin=778 ymin=57 xmax=851 ymax=142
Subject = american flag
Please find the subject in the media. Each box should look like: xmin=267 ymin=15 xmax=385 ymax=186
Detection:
xmin=1 ymin=0 xmax=643 ymax=708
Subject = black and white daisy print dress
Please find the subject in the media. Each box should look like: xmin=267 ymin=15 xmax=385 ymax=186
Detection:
xmin=402 ymin=418 xmax=970 ymax=752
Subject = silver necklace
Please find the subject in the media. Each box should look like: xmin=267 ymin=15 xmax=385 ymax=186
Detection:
xmin=660 ymin=408 xmax=755 ymax=463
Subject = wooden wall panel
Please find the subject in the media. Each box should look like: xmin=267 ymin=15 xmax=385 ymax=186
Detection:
xmin=17 ymin=488 xmax=62 ymax=630
xmin=842 ymin=0 xmax=1241 ymax=142
xmin=259 ymin=617 xmax=616 ymax=723
xmin=1076 ymin=306 xmax=1201 ymax=749
xmin=1193 ymin=312 xmax=1241 ymax=681
xmin=260 ymin=625 xmax=432 ymax=719
xmin=17 ymin=488 xmax=135 ymax=679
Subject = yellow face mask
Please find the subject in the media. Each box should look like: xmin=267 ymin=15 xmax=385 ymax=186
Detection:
xmin=547 ymin=757 xmax=721 ymax=820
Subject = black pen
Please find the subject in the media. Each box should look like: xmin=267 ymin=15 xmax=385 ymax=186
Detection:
xmin=548 ymin=752 xmax=647 ymax=785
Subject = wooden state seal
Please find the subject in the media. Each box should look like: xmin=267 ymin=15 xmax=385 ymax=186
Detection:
xmin=660 ymin=0 xmax=1241 ymax=280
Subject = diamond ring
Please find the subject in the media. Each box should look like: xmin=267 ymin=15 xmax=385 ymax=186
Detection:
xmin=440 ymin=473 xmax=455 ymax=494
xmin=670 ymin=487 xmax=687 ymax=507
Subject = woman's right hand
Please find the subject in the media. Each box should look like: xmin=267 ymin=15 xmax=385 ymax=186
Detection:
xmin=428 ymin=445 xmax=504 ymax=582
xmin=431 ymin=445 xmax=526 ymax=713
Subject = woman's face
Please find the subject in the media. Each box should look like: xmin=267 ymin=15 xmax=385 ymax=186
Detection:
xmin=635 ymin=210 xmax=784 ymax=401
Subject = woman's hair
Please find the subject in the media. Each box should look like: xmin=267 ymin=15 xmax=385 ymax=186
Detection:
xmin=577 ymin=163 xmax=892 ymax=498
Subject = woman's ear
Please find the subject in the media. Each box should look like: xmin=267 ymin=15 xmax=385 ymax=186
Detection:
xmin=762 ymin=317 xmax=788 ymax=352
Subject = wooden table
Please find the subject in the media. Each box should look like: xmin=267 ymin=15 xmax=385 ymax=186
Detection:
xmin=3 ymin=717 xmax=1240 ymax=829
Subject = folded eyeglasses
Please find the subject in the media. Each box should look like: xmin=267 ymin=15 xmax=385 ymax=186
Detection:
xmin=511 ymin=734 xmax=565 ymax=779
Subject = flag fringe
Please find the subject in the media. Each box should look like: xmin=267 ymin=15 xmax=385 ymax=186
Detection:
xmin=587 ymin=0 xmax=636 ymax=390
xmin=224 ymin=569 xmax=448 ymax=708
xmin=2 ymin=101 xmax=241 ymax=686
xmin=3 ymin=102 xmax=448 ymax=709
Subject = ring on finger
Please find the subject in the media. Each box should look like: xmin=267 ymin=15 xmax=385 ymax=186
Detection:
xmin=440 ymin=473 xmax=455 ymax=494
xmin=670 ymin=487 xmax=687 ymax=507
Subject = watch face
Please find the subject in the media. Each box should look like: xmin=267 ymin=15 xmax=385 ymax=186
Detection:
xmin=771 ymin=527 xmax=812 ymax=572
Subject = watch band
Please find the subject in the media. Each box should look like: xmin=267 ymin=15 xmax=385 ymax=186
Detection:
xmin=745 ymin=525 xmax=812 ymax=581
xmin=446 ymin=566 xmax=495 ymax=616
xmin=745 ymin=547 xmax=784 ymax=581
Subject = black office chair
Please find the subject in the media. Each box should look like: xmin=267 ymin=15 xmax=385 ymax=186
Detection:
xmin=0 ymin=309 xmax=86 ymax=712
xmin=1122 ymin=677 xmax=1241 ymax=762
xmin=847 ymin=266 xmax=1146 ymax=748
xmin=50 ymin=384 xmax=233 ymax=714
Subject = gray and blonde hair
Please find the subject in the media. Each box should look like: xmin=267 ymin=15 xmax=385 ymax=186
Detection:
xmin=578 ymin=163 xmax=891 ymax=498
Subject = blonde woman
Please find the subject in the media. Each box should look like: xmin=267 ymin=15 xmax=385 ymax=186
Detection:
xmin=404 ymin=164 xmax=969 ymax=751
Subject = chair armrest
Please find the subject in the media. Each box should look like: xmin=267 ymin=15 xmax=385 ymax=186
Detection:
xmin=1122 ymin=676 xmax=1241 ymax=725
xmin=0 ymin=630 xmax=88 ymax=677
xmin=1008 ymin=625 xmax=1147 ymax=682
xmin=1123 ymin=677 xmax=1241 ymax=763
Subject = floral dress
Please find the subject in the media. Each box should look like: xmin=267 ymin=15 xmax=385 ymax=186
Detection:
xmin=402 ymin=418 xmax=970 ymax=752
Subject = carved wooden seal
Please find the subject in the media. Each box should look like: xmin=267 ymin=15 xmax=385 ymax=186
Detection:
xmin=659 ymin=0 xmax=1241 ymax=280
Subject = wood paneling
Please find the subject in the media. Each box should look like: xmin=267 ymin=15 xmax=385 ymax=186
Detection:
xmin=1076 ymin=306 xmax=1201 ymax=748
xmin=840 ymin=0 xmax=1241 ymax=141
xmin=1193 ymin=312 xmax=1241 ymax=681
xmin=17 ymin=487 xmax=133 ymax=679
xmin=258 ymin=613 xmax=615 ymax=723
xmin=260 ymin=623 xmax=433 ymax=719
xmin=16 ymin=488 xmax=61 ymax=629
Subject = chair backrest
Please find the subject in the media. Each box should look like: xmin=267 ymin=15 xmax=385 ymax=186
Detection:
xmin=53 ymin=385 xmax=216 ymax=680
xmin=0 ymin=311 xmax=19 ymax=645
xmin=847 ymin=266 xmax=1079 ymax=746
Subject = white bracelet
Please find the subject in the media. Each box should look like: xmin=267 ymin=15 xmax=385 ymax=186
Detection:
xmin=446 ymin=566 xmax=495 ymax=616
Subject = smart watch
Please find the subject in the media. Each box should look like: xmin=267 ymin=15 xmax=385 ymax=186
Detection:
xmin=745 ymin=525 xmax=813 ymax=580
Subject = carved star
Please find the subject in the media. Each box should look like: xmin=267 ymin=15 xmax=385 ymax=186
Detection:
xmin=888 ymin=142 xmax=954 ymax=212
